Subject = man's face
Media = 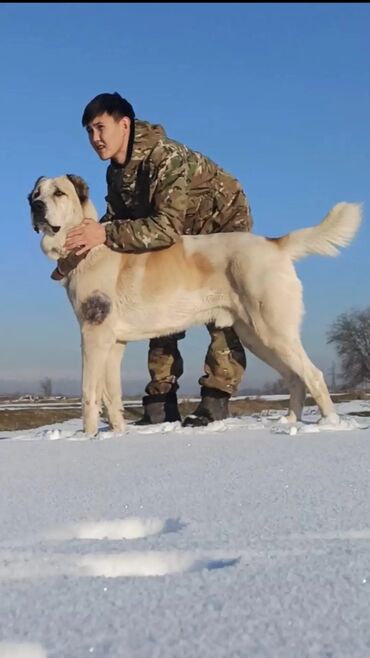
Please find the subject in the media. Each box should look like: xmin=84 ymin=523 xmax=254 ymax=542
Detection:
xmin=86 ymin=112 xmax=130 ymax=163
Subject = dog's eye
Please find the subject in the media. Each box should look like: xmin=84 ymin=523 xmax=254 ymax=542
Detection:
xmin=54 ymin=189 xmax=65 ymax=197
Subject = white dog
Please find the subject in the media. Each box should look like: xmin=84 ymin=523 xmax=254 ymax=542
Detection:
xmin=29 ymin=174 xmax=362 ymax=436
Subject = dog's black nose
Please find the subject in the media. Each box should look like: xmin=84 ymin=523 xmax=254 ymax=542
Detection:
xmin=31 ymin=199 xmax=46 ymax=233
xmin=31 ymin=199 xmax=45 ymax=213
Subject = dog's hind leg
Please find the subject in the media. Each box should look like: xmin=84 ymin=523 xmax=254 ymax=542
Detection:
xmin=234 ymin=322 xmax=307 ymax=422
xmin=81 ymin=328 xmax=116 ymax=436
xmin=239 ymin=326 xmax=338 ymax=424
xmin=102 ymin=341 xmax=126 ymax=433
xmin=270 ymin=339 xmax=338 ymax=424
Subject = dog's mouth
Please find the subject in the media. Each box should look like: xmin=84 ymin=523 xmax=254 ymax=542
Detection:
xmin=33 ymin=219 xmax=61 ymax=235
xmin=30 ymin=198 xmax=61 ymax=236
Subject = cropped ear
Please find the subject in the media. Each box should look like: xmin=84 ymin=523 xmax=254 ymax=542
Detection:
xmin=33 ymin=175 xmax=46 ymax=190
xmin=66 ymin=174 xmax=89 ymax=204
xmin=28 ymin=176 xmax=46 ymax=202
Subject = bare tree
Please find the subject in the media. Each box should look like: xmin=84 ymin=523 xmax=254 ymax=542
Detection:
xmin=327 ymin=308 xmax=370 ymax=388
xmin=40 ymin=377 xmax=52 ymax=397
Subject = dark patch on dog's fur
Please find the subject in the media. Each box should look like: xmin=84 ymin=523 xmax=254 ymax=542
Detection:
xmin=80 ymin=291 xmax=112 ymax=325
xmin=66 ymin=174 xmax=89 ymax=204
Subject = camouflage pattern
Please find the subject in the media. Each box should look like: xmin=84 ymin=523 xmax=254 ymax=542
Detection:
xmin=101 ymin=119 xmax=253 ymax=251
xmin=198 ymin=324 xmax=246 ymax=394
xmin=100 ymin=118 xmax=251 ymax=397
xmin=145 ymin=332 xmax=185 ymax=396
xmin=145 ymin=325 xmax=246 ymax=397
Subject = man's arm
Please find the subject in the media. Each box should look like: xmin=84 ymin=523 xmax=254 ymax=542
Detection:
xmin=103 ymin=148 xmax=189 ymax=252
xmin=64 ymin=145 xmax=189 ymax=256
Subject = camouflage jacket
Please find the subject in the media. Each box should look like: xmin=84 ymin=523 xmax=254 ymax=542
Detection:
xmin=101 ymin=119 xmax=253 ymax=252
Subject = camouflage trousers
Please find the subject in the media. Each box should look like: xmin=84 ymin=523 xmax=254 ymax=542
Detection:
xmin=144 ymin=324 xmax=246 ymax=397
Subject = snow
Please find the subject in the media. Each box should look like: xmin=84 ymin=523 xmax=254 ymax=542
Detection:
xmin=0 ymin=645 xmax=47 ymax=658
xmin=1 ymin=401 xmax=370 ymax=657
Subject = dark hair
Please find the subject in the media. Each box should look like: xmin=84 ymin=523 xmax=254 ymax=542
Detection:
xmin=81 ymin=92 xmax=135 ymax=127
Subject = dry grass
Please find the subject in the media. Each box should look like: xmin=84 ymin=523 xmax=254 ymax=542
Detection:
xmin=0 ymin=391 xmax=364 ymax=432
xmin=0 ymin=408 xmax=82 ymax=432
xmin=0 ymin=398 xmax=290 ymax=431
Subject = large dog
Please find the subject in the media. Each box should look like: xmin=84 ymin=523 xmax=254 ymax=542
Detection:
xmin=28 ymin=174 xmax=362 ymax=436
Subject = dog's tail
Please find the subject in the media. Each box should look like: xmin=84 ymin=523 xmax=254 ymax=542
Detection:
xmin=276 ymin=202 xmax=363 ymax=261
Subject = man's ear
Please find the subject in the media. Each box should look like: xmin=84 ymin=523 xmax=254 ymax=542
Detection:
xmin=122 ymin=116 xmax=131 ymax=129
xmin=66 ymin=174 xmax=89 ymax=204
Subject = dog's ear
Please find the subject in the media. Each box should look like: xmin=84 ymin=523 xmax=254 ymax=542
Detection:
xmin=28 ymin=176 xmax=45 ymax=233
xmin=28 ymin=176 xmax=46 ymax=203
xmin=33 ymin=175 xmax=46 ymax=190
xmin=66 ymin=174 xmax=89 ymax=204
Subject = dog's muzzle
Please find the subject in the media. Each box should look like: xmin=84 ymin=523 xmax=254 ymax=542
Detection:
xmin=31 ymin=200 xmax=60 ymax=235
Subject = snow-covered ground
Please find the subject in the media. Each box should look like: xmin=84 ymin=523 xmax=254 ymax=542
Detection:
xmin=1 ymin=400 xmax=370 ymax=657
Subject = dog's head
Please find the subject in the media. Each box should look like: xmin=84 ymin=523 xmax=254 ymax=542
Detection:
xmin=28 ymin=174 xmax=98 ymax=260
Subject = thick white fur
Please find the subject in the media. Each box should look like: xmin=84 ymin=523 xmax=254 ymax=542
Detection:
xmin=29 ymin=176 xmax=362 ymax=435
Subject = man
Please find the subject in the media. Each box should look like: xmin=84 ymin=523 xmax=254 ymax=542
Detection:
xmin=62 ymin=92 xmax=253 ymax=427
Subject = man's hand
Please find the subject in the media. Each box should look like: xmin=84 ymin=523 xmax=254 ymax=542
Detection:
xmin=64 ymin=218 xmax=106 ymax=256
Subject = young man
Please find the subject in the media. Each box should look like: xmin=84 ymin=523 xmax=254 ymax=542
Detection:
xmin=63 ymin=92 xmax=253 ymax=427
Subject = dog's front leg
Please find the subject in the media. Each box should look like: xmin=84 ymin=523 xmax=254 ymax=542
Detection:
xmin=102 ymin=341 xmax=126 ymax=433
xmin=81 ymin=327 xmax=116 ymax=436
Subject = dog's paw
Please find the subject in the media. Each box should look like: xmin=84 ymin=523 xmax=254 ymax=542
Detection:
xmin=110 ymin=422 xmax=125 ymax=433
xmin=318 ymin=413 xmax=340 ymax=426
xmin=278 ymin=413 xmax=299 ymax=425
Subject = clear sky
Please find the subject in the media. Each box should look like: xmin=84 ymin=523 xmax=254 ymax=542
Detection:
xmin=1 ymin=2 xmax=369 ymax=396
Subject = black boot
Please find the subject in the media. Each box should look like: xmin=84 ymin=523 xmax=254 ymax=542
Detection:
xmin=182 ymin=387 xmax=230 ymax=427
xmin=134 ymin=393 xmax=181 ymax=425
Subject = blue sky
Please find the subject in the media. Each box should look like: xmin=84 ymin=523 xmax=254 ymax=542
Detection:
xmin=1 ymin=2 xmax=369 ymax=395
